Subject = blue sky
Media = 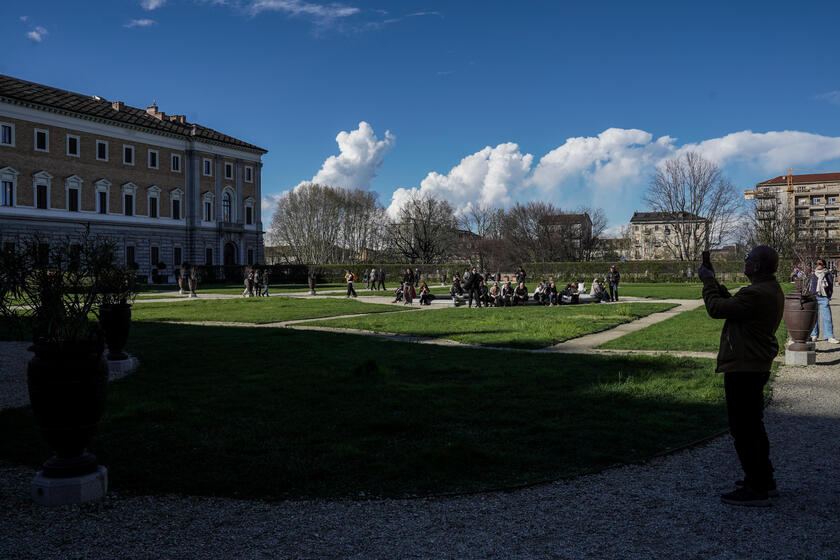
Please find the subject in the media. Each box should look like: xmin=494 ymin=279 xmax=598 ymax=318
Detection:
xmin=3 ymin=0 xmax=840 ymax=232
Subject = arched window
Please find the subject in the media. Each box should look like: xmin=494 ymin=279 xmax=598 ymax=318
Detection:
xmin=222 ymin=191 xmax=232 ymax=222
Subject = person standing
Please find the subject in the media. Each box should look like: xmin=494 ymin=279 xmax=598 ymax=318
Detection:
xmin=363 ymin=269 xmax=370 ymax=290
xmin=345 ymin=269 xmax=357 ymax=298
xmin=261 ymin=267 xmax=271 ymax=297
xmin=607 ymin=265 xmax=620 ymax=302
xmin=402 ymin=267 xmax=415 ymax=304
xmin=699 ymin=245 xmax=784 ymax=507
xmin=809 ymin=258 xmax=839 ymax=343
xmin=515 ymin=266 xmax=526 ymax=286
xmin=377 ymin=267 xmax=386 ymax=291
xmin=465 ymin=267 xmax=483 ymax=308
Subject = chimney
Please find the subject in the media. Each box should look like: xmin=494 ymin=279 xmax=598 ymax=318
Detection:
xmin=111 ymin=101 xmax=124 ymax=111
xmin=168 ymin=114 xmax=187 ymax=124
xmin=145 ymin=101 xmax=166 ymax=120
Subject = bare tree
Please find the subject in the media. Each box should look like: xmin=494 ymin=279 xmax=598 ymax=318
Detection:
xmin=392 ymin=192 xmax=458 ymax=264
xmin=644 ymin=152 xmax=740 ymax=262
xmin=741 ymin=200 xmax=795 ymax=261
xmin=268 ymin=183 xmax=386 ymax=264
xmin=577 ymin=206 xmax=607 ymax=261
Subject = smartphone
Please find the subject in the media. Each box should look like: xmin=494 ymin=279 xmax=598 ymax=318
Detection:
xmin=702 ymin=250 xmax=712 ymax=270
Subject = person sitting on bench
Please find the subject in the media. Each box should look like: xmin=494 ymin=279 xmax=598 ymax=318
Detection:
xmin=419 ymin=281 xmax=435 ymax=306
xmin=489 ymin=282 xmax=502 ymax=307
xmin=513 ymin=282 xmax=529 ymax=305
xmin=501 ymin=279 xmax=515 ymax=307
xmin=450 ymin=277 xmax=467 ymax=307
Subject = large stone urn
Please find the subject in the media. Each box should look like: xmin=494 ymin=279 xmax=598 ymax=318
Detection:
xmin=783 ymin=292 xmax=818 ymax=351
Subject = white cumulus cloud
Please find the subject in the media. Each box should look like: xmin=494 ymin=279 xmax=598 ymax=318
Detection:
xmin=677 ymin=130 xmax=840 ymax=172
xmin=385 ymin=128 xmax=840 ymax=223
xmin=141 ymin=0 xmax=166 ymax=10
xmin=386 ymin=143 xmax=533 ymax=218
xmin=124 ymin=18 xmax=157 ymax=28
xmin=26 ymin=26 xmax=48 ymax=42
xmin=304 ymin=121 xmax=395 ymax=191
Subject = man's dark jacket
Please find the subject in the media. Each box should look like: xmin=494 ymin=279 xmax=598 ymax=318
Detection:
xmin=607 ymin=269 xmax=620 ymax=284
xmin=702 ymin=277 xmax=784 ymax=373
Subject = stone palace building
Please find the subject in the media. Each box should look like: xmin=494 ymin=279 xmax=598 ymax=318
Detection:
xmin=0 ymin=74 xmax=267 ymax=280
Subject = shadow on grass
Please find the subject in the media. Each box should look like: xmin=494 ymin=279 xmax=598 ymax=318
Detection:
xmin=0 ymin=323 xmax=728 ymax=500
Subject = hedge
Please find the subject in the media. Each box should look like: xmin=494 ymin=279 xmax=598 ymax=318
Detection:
xmin=190 ymin=261 xmax=749 ymax=285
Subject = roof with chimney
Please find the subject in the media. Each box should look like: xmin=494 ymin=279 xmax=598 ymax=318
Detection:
xmin=0 ymin=74 xmax=266 ymax=153
xmin=630 ymin=211 xmax=707 ymax=223
xmin=756 ymin=172 xmax=840 ymax=186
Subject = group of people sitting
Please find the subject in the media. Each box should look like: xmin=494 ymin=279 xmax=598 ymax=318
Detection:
xmin=447 ymin=267 xmax=616 ymax=308
xmin=242 ymin=266 xmax=270 ymax=297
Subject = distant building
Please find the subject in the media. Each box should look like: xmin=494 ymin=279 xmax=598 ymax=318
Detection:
xmin=592 ymin=237 xmax=632 ymax=261
xmin=0 ymin=74 xmax=267 ymax=281
xmin=629 ymin=211 xmax=709 ymax=260
xmin=744 ymin=172 xmax=840 ymax=257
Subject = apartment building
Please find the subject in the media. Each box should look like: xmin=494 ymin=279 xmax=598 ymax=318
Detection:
xmin=745 ymin=172 xmax=840 ymax=256
xmin=0 ymin=74 xmax=267 ymax=280
xmin=628 ymin=211 xmax=709 ymax=260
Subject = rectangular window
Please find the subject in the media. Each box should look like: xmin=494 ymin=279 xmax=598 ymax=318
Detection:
xmin=34 ymin=129 xmax=49 ymax=152
xmin=812 ymin=197 xmax=822 ymax=205
xmin=171 ymin=154 xmax=181 ymax=172
xmin=205 ymin=248 xmax=213 ymax=265
xmin=172 ymin=199 xmax=181 ymax=220
xmin=66 ymin=135 xmax=80 ymax=157
xmin=148 ymin=149 xmax=159 ymax=169
xmin=126 ymin=246 xmax=135 ymax=267
xmin=203 ymin=158 xmax=212 ymax=176
xmin=123 ymin=145 xmax=134 ymax=165
xmin=174 ymin=247 xmax=182 ymax=266
xmin=124 ymin=194 xmax=134 ymax=216
xmin=98 ymin=191 xmax=107 ymax=214
xmin=1 ymin=181 xmax=13 ymax=207
xmin=224 ymin=162 xmax=233 ymax=179
xmin=247 ymin=248 xmax=254 ymax=265
xmin=151 ymin=246 xmax=160 ymax=267
xmin=245 ymin=166 xmax=253 ymax=182
xmin=36 ymin=184 xmax=48 ymax=209
xmin=149 ymin=197 xmax=158 ymax=218
xmin=96 ymin=140 xmax=108 ymax=161
xmin=0 ymin=123 xmax=13 ymax=146
xmin=204 ymin=201 xmax=212 ymax=221
xmin=68 ymin=188 xmax=79 ymax=212
xmin=245 ymin=206 xmax=253 ymax=225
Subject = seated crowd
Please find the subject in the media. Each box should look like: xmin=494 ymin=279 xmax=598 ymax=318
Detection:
xmin=448 ymin=267 xmax=614 ymax=308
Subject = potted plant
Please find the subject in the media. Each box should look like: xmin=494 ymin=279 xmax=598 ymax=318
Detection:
xmin=0 ymin=234 xmax=117 ymax=480
xmin=97 ymin=264 xmax=138 ymax=361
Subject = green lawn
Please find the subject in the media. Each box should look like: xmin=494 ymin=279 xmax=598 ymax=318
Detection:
xmin=0 ymin=323 xmax=727 ymax=499
xmin=302 ymin=302 xmax=676 ymax=349
xmin=599 ymin=305 xmax=788 ymax=353
xmin=131 ymin=296 xmax=410 ymax=324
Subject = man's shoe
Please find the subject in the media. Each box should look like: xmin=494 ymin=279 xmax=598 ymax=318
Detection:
xmin=829 ymin=338 xmax=840 ymax=344
xmin=736 ymin=479 xmax=779 ymax=497
xmin=721 ymin=487 xmax=771 ymax=507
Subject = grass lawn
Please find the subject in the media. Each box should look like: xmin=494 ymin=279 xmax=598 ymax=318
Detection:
xmin=0 ymin=324 xmax=727 ymax=499
xmin=599 ymin=305 xmax=788 ymax=353
xmin=131 ymin=296 xmax=410 ymax=324
xmin=302 ymin=302 xmax=676 ymax=349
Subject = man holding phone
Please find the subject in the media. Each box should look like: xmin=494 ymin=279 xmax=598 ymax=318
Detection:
xmin=698 ymin=246 xmax=784 ymax=507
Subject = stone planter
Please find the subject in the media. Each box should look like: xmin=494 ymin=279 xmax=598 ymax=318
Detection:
xmin=99 ymin=303 xmax=132 ymax=360
xmin=27 ymin=344 xmax=109 ymax=478
xmin=783 ymin=293 xmax=818 ymax=351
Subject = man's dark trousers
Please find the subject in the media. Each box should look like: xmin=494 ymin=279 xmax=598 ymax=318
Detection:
xmin=609 ymin=282 xmax=619 ymax=301
xmin=724 ymin=371 xmax=774 ymax=491
xmin=468 ymin=287 xmax=482 ymax=307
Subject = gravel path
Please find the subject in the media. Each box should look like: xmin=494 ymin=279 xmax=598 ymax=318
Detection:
xmin=1 ymin=304 xmax=838 ymax=559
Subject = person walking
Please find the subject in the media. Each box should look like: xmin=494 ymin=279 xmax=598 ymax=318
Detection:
xmin=809 ymin=258 xmax=839 ymax=343
xmin=363 ymin=269 xmax=370 ymax=290
xmin=345 ymin=269 xmax=357 ymax=298
xmin=607 ymin=265 xmax=620 ymax=302
xmin=699 ymin=245 xmax=784 ymax=507
xmin=465 ymin=267 xmax=483 ymax=308
xmin=402 ymin=267 xmax=415 ymax=304
xmin=261 ymin=267 xmax=271 ymax=297
xmin=369 ymin=268 xmax=377 ymax=292
xmin=377 ymin=267 xmax=386 ymax=291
